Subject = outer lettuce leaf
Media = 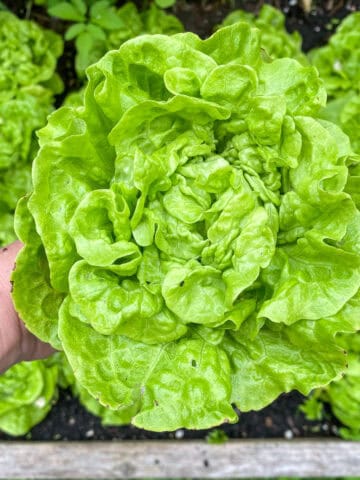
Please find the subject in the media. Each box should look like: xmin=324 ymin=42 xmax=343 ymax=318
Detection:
xmin=302 ymin=330 xmax=360 ymax=440
xmin=259 ymin=234 xmax=360 ymax=325
xmin=340 ymin=95 xmax=360 ymax=154
xmin=55 ymin=352 xmax=133 ymax=427
xmin=236 ymin=290 xmax=360 ymax=413
xmin=63 ymin=87 xmax=85 ymax=108
xmin=12 ymin=197 xmax=65 ymax=349
xmin=328 ymin=345 xmax=360 ymax=440
xmin=223 ymin=316 xmax=349 ymax=411
xmin=320 ymin=92 xmax=360 ymax=157
xmin=13 ymin=23 xmax=360 ymax=431
xmin=59 ymin=297 xmax=236 ymax=431
xmin=75 ymin=383 xmax=134 ymax=427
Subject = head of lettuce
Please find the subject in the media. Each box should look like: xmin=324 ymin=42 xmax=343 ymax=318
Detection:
xmin=12 ymin=22 xmax=360 ymax=431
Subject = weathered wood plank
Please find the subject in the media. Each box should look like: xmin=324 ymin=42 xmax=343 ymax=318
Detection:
xmin=0 ymin=440 xmax=359 ymax=478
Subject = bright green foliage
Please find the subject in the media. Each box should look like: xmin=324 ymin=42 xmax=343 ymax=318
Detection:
xmin=75 ymin=382 xmax=133 ymax=426
xmin=0 ymin=11 xmax=63 ymax=99
xmin=12 ymin=23 xmax=360 ymax=431
xmin=326 ymin=334 xmax=360 ymax=440
xmin=310 ymin=13 xmax=360 ymax=154
xmin=319 ymin=92 xmax=360 ymax=156
xmin=107 ymin=3 xmax=183 ymax=50
xmin=206 ymin=429 xmax=229 ymax=444
xmin=48 ymin=0 xmax=183 ymax=78
xmin=0 ymin=88 xmax=52 ymax=171
xmin=155 ymin=0 xmax=176 ymax=8
xmin=0 ymin=87 xmax=53 ymax=245
xmin=301 ymin=296 xmax=360 ymax=439
xmin=0 ymin=359 xmax=58 ymax=436
xmin=309 ymin=13 xmax=360 ymax=99
xmin=63 ymin=88 xmax=85 ymax=108
xmin=219 ymin=5 xmax=307 ymax=64
xmin=299 ymin=391 xmax=324 ymax=421
xmin=302 ymin=333 xmax=360 ymax=440
xmin=0 ymin=12 xmax=63 ymax=246
xmin=56 ymin=352 xmax=132 ymax=426
xmin=47 ymin=0 xmax=90 ymax=22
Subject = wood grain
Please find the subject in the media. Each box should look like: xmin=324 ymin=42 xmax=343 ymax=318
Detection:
xmin=0 ymin=440 xmax=359 ymax=478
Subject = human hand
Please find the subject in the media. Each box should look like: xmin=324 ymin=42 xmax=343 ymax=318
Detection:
xmin=0 ymin=241 xmax=54 ymax=374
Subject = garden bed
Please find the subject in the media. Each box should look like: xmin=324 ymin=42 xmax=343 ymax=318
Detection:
xmin=1 ymin=440 xmax=360 ymax=478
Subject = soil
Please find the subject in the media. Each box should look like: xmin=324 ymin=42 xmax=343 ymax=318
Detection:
xmin=0 ymin=390 xmax=342 ymax=441
xmin=1 ymin=0 xmax=359 ymax=441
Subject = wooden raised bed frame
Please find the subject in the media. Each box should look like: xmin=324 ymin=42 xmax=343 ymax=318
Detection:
xmin=0 ymin=439 xmax=359 ymax=478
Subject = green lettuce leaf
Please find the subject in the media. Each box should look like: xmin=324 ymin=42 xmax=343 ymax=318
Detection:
xmin=223 ymin=316 xmax=350 ymax=411
xmin=302 ymin=331 xmax=360 ymax=440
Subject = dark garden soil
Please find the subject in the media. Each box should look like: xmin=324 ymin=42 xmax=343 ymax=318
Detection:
xmin=1 ymin=0 xmax=359 ymax=442
xmin=0 ymin=389 xmax=342 ymax=441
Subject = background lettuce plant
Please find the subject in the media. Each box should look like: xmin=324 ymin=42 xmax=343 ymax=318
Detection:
xmin=0 ymin=358 xmax=58 ymax=436
xmin=45 ymin=0 xmax=183 ymax=78
xmin=218 ymin=4 xmax=307 ymax=64
xmin=0 ymin=352 xmax=127 ymax=437
xmin=301 ymin=333 xmax=360 ymax=440
xmin=299 ymin=13 xmax=360 ymax=439
xmin=0 ymin=11 xmax=63 ymax=246
xmin=12 ymin=22 xmax=360 ymax=431
xmin=0 ymin=87 xmax=54 ymax=245
xmin=0 ymin=11 xmax=63 ymax=100
xmin=325 ymin=334 xmax=360 ymax=440
xmin=310 ymin=12 xmax=360 ymax=155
